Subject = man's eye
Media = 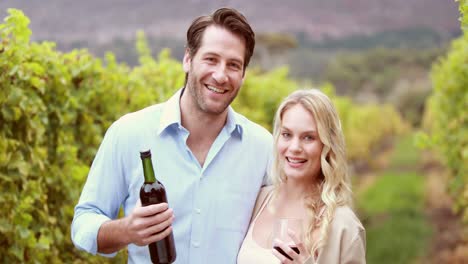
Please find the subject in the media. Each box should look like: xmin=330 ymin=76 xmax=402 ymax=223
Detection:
xmin=229 ymin=63 xmax=241 ymax=70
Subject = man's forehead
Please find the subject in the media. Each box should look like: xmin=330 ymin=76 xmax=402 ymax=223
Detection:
xmin=197 ymin=26 xmax=245 ymax=60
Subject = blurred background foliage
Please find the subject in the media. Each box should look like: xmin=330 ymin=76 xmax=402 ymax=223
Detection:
xmin=0 ymin=0 xmax=466 ymax=263
xmin=423 ymin=0 xmax=468 ymax=235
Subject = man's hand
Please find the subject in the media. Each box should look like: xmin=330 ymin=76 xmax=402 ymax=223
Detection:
xmin=125 ymin=200 xmax=175 ymax=246
xmin=97 ymin=200 xmax=175 ymax=254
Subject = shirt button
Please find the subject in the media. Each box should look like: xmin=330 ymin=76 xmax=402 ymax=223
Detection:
xmin=195 ymin=208 xmax=201 ymax=214
xmin=192 ymin=242 xmax=200 ymax=248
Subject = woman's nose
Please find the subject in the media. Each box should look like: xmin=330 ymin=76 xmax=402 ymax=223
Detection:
xmin=289 ymin=138 xmax=303 ymax=153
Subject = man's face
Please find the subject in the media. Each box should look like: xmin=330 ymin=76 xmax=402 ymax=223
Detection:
xmin=183 ymin=25 xmax=246 ymax=116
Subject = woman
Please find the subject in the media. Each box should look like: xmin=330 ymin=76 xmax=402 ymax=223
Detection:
xmin=238 ymin=89 xmax=366 ymax=264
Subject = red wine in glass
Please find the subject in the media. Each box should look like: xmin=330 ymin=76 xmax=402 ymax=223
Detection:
xmin=274 ymin=246 xmax=300 ymax=260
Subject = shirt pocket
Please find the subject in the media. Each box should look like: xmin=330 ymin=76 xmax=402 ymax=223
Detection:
xmin=215 ymin=190 xmax=255 ymax=232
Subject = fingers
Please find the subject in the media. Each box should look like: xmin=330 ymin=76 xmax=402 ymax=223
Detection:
xmin=145 ymin=225 xmax=174 ymax=245
xmin=127 ymin=201 xmax=175 ymax=246
xmin=272 ymin=246 xmax=291 ymax=263
xmin=134 ymin=202 xmax=169 ymax=217
xmin=287 ymin=228 xmax=307 ymax=256
xmin=141 ymin=213 xmax=175 ymax=238
xmin=135 ymin=208 xmax=174 ymax=231
xmin=273 ymin=235 xmax=311 ymax=264
xmin=139 ymin=215 xmax=175 ymax=245
xmin=272 ymin=239 xmax=295 ymax=263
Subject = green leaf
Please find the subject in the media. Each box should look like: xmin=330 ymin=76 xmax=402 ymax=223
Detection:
xmin=1 ymin=105 xmax=21 ymax=121
xmin=30 ymin=76 xmax=45 ymax=93
xmin=18 ymin=226 xmax=31 ymax=239
xmin=0 ymin=218 xmax=12 ymax=233
xmin=11 ymin=244 xmax=24 ymax=261
xmin=37 ymin=234 xmax=52 ymax=250
xmin=9 ymin=159 xmax=31 ymax=176
xmin=413 ymin=131 xmax=431 ymax=149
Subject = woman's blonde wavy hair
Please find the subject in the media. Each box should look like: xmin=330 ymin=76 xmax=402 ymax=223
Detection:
xmin=270 ymin=89 xmax=352 ymax=260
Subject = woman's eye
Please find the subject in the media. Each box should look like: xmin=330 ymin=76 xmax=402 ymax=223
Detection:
xmin=281 ymin=133 xmax=291 ymax=138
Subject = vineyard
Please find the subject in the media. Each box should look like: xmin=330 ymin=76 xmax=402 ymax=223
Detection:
xmin=0 ymin=3 xmax=466 ymax=263
xmin=425 ymin=0 xmax=468 ymax=226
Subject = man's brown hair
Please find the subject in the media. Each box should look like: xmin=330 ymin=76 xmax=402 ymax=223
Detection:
xmin=186 ymin=7 xmax=255 ymax=71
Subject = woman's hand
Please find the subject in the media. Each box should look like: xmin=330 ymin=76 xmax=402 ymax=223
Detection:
xmin=272 ymin=228 xmax=311 ymax=264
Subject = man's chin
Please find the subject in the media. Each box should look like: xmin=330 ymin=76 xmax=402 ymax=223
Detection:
xmin=203 ymin=104 xmax=229 ymax=116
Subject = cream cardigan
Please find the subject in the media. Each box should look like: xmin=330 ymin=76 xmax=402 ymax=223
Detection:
xmin=250 ymin=186 xmax=366 ymax=264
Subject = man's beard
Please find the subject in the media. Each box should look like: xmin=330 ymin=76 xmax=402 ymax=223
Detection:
xmin=186 ymin=72 xmax=237 ymax=115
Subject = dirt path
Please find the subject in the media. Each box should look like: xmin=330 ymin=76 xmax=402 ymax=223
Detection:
xmin=354 ymin=137 xmax=468 ymax=263
xmin=422 ymin=156 xmax=468 ymax=263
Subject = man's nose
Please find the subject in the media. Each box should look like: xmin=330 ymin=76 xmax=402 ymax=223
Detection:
xmin=212 ymin=65 xmax=228 ymax=84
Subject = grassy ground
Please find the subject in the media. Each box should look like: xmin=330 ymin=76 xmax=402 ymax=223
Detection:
xmin=355 ymin=134 xmax=433 ymax=264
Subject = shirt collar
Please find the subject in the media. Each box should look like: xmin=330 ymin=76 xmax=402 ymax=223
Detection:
xmin=157 ymin=89 xmax=183 ymax=135
xmin=226 ymin=106 xmax=243 ymax=139
xmin=157 ymin=88 xmax=244 ymax=138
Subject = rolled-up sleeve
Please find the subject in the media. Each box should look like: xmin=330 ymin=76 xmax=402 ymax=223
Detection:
xmin=71 ymin=212 xmax=113 ymax=256
xmin=71 ymin=121 xmax=127 ymax=257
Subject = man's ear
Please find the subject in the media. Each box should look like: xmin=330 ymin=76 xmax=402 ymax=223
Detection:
xmin=241 ymin=70 xmax=247 ymax=84
xmin=183 ymin=49 xmax=191 ymax=73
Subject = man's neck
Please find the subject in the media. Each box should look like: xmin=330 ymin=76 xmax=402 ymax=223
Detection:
xmin=179 ymin=92 xmax=228 ymax=138
xmin=179 ymin=90 xmax=228 ymax=166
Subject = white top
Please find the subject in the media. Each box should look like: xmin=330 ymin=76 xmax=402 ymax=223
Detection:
xmin=237 ymin=190 xmax=279 ymax=264
xmin=238 ymin=186 xmax=366 ymax=264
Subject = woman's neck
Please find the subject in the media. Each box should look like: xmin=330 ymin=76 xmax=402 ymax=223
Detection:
xmin=270 ymin=180 xmax=321 ymax=218
xmin=278 ymin=178 xmax=321 ymax=202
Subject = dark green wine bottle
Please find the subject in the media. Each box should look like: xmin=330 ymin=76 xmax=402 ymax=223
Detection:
xmin=140 ymin=150 xmax=176 ymax=264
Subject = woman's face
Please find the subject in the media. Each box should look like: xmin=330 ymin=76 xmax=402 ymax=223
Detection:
xmin=277 ymin=104 xmax=324 ymax=182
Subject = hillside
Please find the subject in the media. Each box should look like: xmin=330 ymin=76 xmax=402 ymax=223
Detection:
xmin=0 ymin=0 xmax=459 ymax=45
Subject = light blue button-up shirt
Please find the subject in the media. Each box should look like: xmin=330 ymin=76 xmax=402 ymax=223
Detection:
xmin=71 ymin=89 xmax=273 ymax=264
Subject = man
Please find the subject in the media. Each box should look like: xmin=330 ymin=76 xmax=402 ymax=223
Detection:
xmin=71 ymin=7 xmax=272 ymax=264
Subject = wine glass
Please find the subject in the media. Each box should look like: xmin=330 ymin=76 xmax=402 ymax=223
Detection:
xmin=271 ymin=218 xmax=304 ymax=260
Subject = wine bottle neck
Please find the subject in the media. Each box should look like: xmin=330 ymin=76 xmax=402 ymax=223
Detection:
xmin=142 ymin=157 xmax=157 ymax=183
